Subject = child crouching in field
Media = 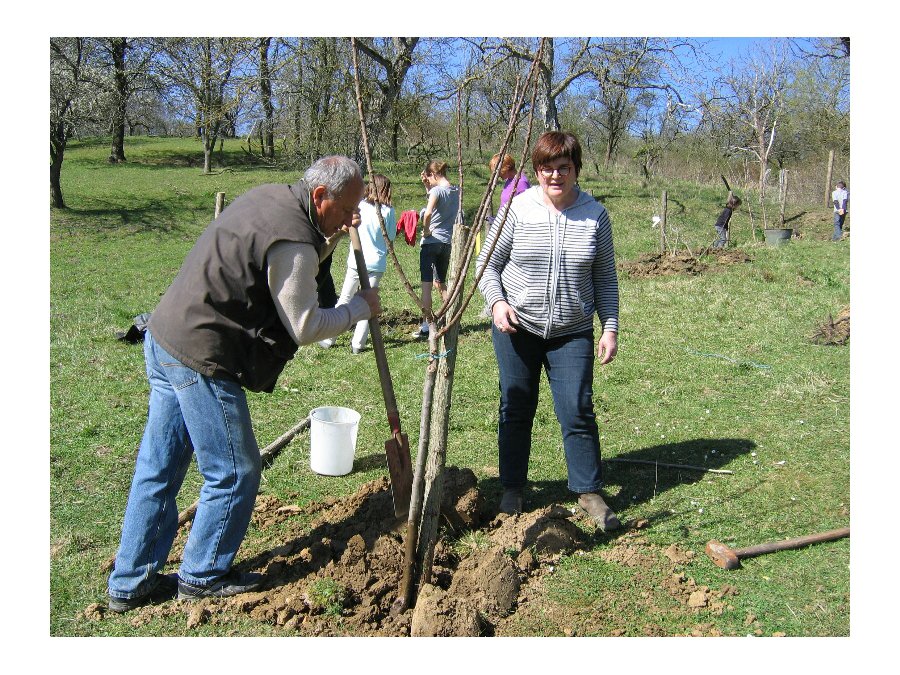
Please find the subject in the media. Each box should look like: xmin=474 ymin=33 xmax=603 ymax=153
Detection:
xmin=713 ymin=195 xmax=741 ymax=249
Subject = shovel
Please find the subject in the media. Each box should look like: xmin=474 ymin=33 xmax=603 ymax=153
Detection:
xmin=347 ymin=226 xmax=413 ymax=519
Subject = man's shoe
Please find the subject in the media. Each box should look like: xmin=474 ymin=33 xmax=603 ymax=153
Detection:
xmin=411 ymin=322 xmax=429 ymax=339
xmin=578 ymin=493 xmax=621 ymax=532
xmin=108 ymin=573 xmax=178 ymax=614
xmin=177 ymin=571 xmax=263 ymax=600
xmin=499 ymin=488 xmax=524 ymax=515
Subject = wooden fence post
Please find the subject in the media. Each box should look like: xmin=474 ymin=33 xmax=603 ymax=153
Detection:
xmin=660 ymin=190 xmax=668 ymax=255
xmin=215 ymin=192 xmax=226 ymax=218
xmin=779 ymin=170 xmax=788 ymax=227
xmin=825 ymin=150 xmax=835 ymax=207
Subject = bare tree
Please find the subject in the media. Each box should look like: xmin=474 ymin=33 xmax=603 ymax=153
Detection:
xmin=156 ymin=37 xmax=255 ymax=173
xmin=350 ymin=37 xmax=420 ymax=157
xmin=94 ymin=37 xmax=158 ymax=163
xmin=50 ymin=37 xmax=99 ymax=208
xmin=634 ymin=96 xmax=689 ymax=181
xmin=481 ymin=37 xmax=595 ymax=131
xmin=257 ymin=38 xmax=276 ymax=160
xmin=586 ymin=37 xmax=693 ymax=168
xmin=711 ymin=41 xmax=790 ymax=197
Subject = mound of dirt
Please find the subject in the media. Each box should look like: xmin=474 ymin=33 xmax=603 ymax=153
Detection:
xmin=620 ymin=249 xmax=753 ymax=279
xmin=93 ymin=468 xmax=743 ymax=636
xmin=811 ymin=306 xmax=850 ymax=345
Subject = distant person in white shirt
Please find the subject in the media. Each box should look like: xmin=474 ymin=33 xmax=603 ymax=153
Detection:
xmin=831 ymin=181 xmax=849 ymax=241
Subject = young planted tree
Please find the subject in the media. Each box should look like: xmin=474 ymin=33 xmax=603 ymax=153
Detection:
xmin=350 ymin=37 xmax=547 ymax=613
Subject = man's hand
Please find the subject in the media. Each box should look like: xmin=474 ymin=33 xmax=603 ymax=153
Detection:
xmin=597 ymin=331 xmax=618 ymax=365
xmin=492 ymin=300 xmax=519 ymax=335
xmin=357 ymin=288 xmax=382 ymax=317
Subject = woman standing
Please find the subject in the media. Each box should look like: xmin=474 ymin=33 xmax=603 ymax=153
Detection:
xmin=477 ymin=131 xmax=621 ymax=531
xmin=319 ymin=174 xmax=397 ymax=353
xmin=413 ymin=161 xmax=459 ymax=338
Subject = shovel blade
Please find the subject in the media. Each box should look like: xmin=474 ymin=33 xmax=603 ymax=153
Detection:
xmin=385 ymin=433 xmax=413 ymax=519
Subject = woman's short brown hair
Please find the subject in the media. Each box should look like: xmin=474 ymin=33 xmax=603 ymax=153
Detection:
xmin=489 ymin=153 xmax=516 ymax=175
xmin=531 ymin=131 xmax=582 ymax=178
xmin=365 ymin=173 xmax=392 ymax=206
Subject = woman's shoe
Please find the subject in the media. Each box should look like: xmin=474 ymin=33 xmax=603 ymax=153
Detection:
xmin=578 ymin=493 xmax=621 ymax=532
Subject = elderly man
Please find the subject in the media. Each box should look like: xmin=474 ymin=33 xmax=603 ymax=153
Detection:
xmin=107 ymin=156 xmax=380 ymax=613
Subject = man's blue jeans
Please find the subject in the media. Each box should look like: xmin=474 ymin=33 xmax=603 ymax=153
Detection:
xmin=491 ymin=325 xmax=603 ymax=494
xmin=108 ymin=331 xmax=261 ymax=599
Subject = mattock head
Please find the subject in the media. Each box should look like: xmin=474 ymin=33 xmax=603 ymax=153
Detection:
xmin=706 ymin=540 xmax=741 ymax=570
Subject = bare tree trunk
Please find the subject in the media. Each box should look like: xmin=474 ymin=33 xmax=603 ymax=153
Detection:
xmin=50 ymin=152 xmax=65 ymax=209
xmin=825 ymin=149 xmax=835 ymax=206
xmin=414 ymin=220 xmax=467 ymax=587
xmin=108 ymin=38 xmax=128 ymax=163
xmin=258 ymin=38 xmax=275 ymax=160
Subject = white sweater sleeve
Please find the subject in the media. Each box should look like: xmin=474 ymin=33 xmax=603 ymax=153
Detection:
xmin=268 ymin=241 xmax=371 ymax=345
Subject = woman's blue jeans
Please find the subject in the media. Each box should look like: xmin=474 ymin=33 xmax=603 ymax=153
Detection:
xmin=108 ymin=331 xmax=261 ymax=599
xmin=491 ymin=325 xmax=603 ymax=494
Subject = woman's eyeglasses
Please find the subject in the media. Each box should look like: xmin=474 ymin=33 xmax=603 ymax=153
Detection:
xmin=539 ymin=165 xmax=572 ymax=177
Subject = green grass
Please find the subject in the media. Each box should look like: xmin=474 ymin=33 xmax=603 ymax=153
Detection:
xmin=50 ymin=136 xmax=849 ymax=636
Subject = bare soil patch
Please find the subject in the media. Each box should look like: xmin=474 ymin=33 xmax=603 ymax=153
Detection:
xmin=810 ymin=305 xmax=850 ymax=345
xmin=88 ymin=468 xmax=745 ymax=636
xmin=619 ymin=249 xmax=751 ymax=279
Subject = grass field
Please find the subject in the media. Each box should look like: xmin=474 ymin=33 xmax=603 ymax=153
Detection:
xmin=49 ymin=136 xmax=850 ymax=638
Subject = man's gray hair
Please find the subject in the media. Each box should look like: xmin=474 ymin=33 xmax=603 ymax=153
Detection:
xmin=304 ymin=156 xmax=362 ymax=198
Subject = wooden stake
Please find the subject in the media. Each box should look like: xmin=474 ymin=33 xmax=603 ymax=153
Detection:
xmin=214 ymin=192 xmax=226 ymax=218
xmin=660 ymin=190 xmax=668 ymax=255
xmin=779 ymin=170 xmax=788 ymax=227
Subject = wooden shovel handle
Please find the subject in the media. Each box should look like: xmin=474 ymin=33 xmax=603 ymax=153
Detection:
xmin=734 ymin=527 xmax=850 ymax=559
xmin=347 ymin=227 xmax=401 ymax=433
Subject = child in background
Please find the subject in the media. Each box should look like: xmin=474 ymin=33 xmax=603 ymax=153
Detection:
xmin=713 ymin=194 xmax=741 ymax=249
xmin=831 ymin=180 xmax=849 ymax=241
xmin=490 ymin=152 xmax=531 ymax=207
xmin=319 ymin=174 xmax=397 ymax=354
xmin=413 ymin=160 xmax=459 ymax=338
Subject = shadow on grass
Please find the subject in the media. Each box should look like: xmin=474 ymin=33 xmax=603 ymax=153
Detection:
xmin=478 ymin=437 xmax=756 ymax=528
xmin=54 ymin=199 xmax=201 ymax=236
xmin=783 ymin=211 xmax=808 ymax=224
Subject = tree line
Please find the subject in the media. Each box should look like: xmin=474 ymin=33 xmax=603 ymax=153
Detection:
xmin=50 ymin=36 xmax=849 ymax=209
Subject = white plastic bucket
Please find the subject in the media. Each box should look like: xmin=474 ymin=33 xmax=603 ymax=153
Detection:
xmin=309 ymin=406 xmax=361 ymax=476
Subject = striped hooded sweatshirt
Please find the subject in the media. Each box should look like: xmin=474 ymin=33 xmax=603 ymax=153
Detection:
xmin=477 ymin=185 xmax=619 ymax=339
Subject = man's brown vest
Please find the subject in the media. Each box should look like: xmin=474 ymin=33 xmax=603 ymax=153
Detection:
xmin=149 ymin=180 xmax=324 ymax=392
